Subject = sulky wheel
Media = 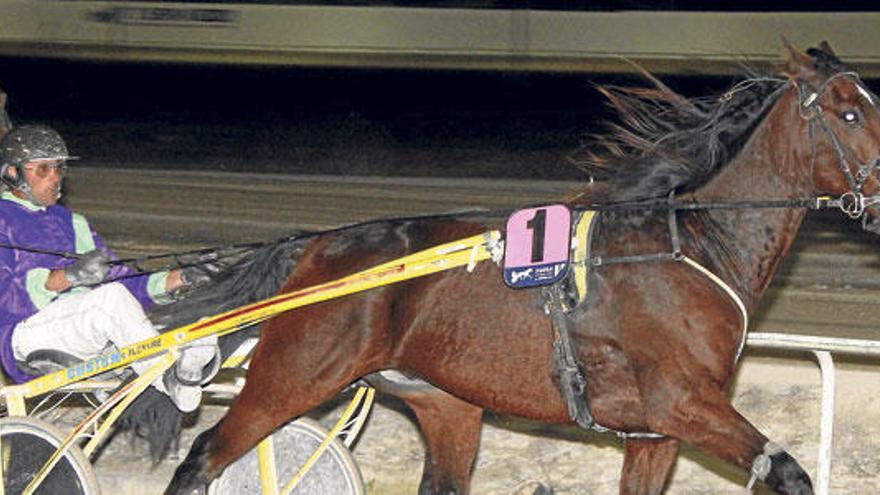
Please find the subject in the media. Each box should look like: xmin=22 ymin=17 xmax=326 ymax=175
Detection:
xmin=0 ymin=416 xmax=99 ymax=494
xmin=210 ymin=417 xmax=364 ymax=495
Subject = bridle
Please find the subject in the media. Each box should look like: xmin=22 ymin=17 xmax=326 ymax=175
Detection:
xmin=799 ymin=71 xmax=880 ymax=221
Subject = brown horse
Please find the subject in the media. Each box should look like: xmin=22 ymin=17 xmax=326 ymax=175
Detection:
xmin=165 ymin=43 xmax=880 ymax=494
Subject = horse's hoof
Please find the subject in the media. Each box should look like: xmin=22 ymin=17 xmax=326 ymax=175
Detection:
xmin=766 ymin=451 xmax=813 ymax=495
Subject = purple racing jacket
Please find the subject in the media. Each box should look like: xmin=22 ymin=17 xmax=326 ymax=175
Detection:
xmin=0 ymin=192 xmax=169 ymax=383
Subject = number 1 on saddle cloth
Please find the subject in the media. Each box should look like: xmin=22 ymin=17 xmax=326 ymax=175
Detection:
xmin=503 ymin=204 xmax=571 ymax=289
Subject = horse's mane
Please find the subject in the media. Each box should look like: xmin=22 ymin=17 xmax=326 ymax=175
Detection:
xmin=575 ymin=72 xmax=790 ymax=201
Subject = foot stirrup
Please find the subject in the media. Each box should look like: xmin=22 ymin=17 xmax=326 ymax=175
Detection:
xmin=174 ymin=338 xmax=221 ymax=386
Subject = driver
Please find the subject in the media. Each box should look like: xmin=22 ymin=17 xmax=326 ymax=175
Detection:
xmin=0 ymin=125 xmax=215 ymax=413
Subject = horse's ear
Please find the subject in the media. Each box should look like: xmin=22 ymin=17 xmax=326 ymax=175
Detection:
xmin=780 ymin=36 xmax=814 ymax=78
xmin=818 ymin=40 xmax=837 ymax=57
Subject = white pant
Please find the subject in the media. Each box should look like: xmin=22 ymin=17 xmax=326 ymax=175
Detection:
xmin=12 ymin=283 xmax=164 ymax=380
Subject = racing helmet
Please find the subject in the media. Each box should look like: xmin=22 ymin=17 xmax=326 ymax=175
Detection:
xmin=0 ymin=125 xmax=76 ymax=190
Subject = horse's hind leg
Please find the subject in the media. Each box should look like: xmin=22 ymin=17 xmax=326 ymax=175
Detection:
xmin=620 ymin=437 xmax=679 ymax=495
xmin=166 ymin=371 xmax=356 ymax=494
xmin=396 ymin=387 xmax=483 ymax=495
xmin=166 ymin=321 xmax=372 ymax=494
xmin=165 ymin=379 xmax=327 ymax=494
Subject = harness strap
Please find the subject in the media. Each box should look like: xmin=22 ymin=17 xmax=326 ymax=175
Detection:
xmin=590 ymin=203 xmax=684 ymax=267
xmin=813 ymin=108 xmax=861 ymax=193
xmin=543 ymin=284 xmax=594 ymax=430
xmin=680 ymin=256 xmax=750 ymax=364
xmin=667 ymin=193 xmax=683 ymax=259
xmin=569 ymin=210 xmax=597 ymax=308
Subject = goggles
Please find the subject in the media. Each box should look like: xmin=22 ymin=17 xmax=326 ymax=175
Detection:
xmin=23 ymin=160 xmax=68 ymax=179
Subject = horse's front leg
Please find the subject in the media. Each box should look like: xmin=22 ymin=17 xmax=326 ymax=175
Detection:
xmin=620 ymin=437 xmax=679 ymax=495
xmin=394 ymin=386 xmax=483 ymax=495
xmin=644 ymin=383 xmax=812 ymax=494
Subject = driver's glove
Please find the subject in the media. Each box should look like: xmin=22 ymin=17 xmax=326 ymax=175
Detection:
xmin=64 ymin=250 xmax=111 ymax=287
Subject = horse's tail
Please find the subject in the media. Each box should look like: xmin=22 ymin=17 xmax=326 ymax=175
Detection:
xmin=149 ymin=236 xmax=306 ymax=356
xmin=118 ymin=236 xmax=307 ymax=461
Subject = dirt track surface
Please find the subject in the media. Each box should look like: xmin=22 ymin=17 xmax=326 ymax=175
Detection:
xmin=50 ymin=363 xmax=880 ymax=494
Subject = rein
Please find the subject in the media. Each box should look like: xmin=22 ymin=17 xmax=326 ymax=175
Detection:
xmin=0 ymin=210 xmax=497 ymax=283
xmin=0 ymin=192 xmax=865 ymax=280
xmin=575 ymin=196 xmax=830 ymax=212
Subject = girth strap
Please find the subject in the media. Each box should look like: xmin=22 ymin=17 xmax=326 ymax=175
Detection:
xmin=543 ymin=284 xmax=594 ymax=430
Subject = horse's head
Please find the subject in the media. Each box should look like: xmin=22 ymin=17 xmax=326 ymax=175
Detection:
xmin=784 ymin=41 xmax=880 ymax=232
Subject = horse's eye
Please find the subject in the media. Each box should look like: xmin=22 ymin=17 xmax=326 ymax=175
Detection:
xmin=840 ymin=110 xmax=861 ymax=126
